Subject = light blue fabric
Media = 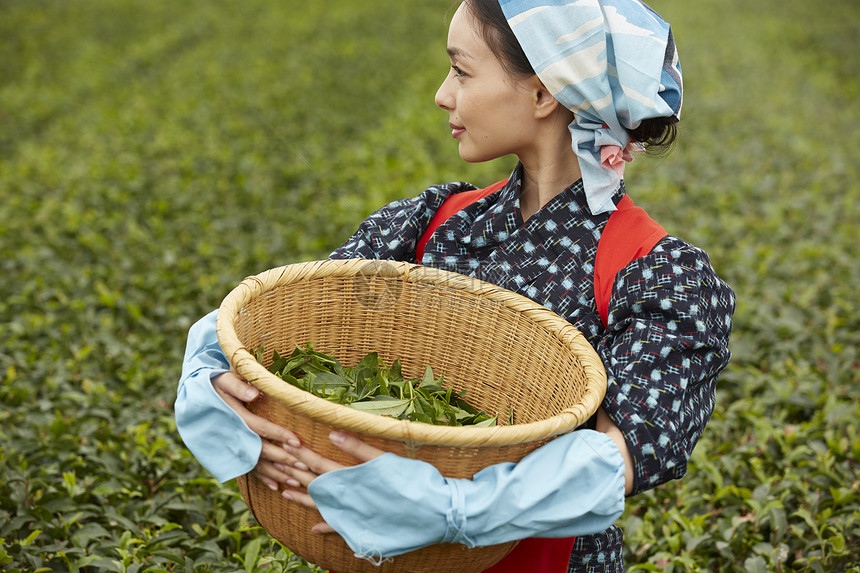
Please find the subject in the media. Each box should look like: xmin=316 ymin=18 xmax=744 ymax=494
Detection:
xmin=498 ymin=0 xmax=683 ymax=215
xmin=308 ymin=429 xmax=625 ymax=560
xmin=174 ymin=310 xmax=262 ymax=482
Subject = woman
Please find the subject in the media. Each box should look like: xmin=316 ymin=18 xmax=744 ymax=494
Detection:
xmin=176 ymin=1 xmax=735 ymax=571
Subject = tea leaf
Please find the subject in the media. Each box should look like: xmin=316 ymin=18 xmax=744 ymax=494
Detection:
xmin=348 ymin=397 xmax=413 ymax=417
xmin=421 ymin=365 xmax=435 ymax=388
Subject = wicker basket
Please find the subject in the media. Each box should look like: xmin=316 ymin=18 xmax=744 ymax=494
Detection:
xmin=216 ymin=259 xmax=606 ymax=573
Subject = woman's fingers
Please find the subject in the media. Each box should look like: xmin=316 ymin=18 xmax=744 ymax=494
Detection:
xmin=280 ymin=432 xmax=387 ymax=485
xmin=212 ymin=371 xmax=260 ymax=402
xmin=211 ymin=372 xmax=309 ymax=487
xmin=212 ymin=372 xmax=301 ymax=447
xmin=212 ymin=378 xmax=382 ymax=541
xmin=281 ymin=486 xmax=316 ymax=508
xmin=275 ymin=432 xmax=387 ymax=539
xmin=282 ymin=432 xmax=385 ymax=479
xmin=252 ymin=440 xmax=307 ymax=487
xmin=284 ymin=443 xmax=345 ymax=477
xmin=260 ymin=440 xmax=299 ymax=466
xmin=312 ymin=522 xmax=337 ymax=535
xmin=253 ymin=461 xmax=288 ymax=491
xmin=329 ymin=431 xmax=386 ymax=463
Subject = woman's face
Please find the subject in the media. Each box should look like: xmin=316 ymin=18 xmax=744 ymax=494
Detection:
xmin=435 ymin=3 xmax=539 ymax=163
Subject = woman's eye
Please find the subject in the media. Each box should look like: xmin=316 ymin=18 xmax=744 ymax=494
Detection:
xmin=451 ymin=65 xmax=465 ymax=77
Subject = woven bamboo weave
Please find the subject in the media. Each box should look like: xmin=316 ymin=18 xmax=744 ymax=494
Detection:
xmin=216 ymin=259 xmax=607 ymax=573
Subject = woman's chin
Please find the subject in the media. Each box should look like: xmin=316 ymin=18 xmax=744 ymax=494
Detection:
xmin=457 ymin=146 xmax=496 ymax=164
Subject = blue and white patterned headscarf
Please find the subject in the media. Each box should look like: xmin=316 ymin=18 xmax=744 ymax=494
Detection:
xmin=498 ymin=0 xmax=683 ymax=214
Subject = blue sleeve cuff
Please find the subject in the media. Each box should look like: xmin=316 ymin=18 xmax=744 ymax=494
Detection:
xmin=175 ymin=310 xmax=262 ymax=482
xmin=308 ymin=430 xmax=625 ymax=559
xmin=462 ymin=430 xmax=625 ymax=544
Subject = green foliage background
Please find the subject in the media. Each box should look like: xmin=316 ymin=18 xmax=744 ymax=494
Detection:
xmin=0 ymin=0 xmax=857 ymax=571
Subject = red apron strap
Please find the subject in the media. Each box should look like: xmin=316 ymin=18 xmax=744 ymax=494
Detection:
xmin=593 ymin=195 xmax=668 ymax=328
xmin=415 ymin=179 xmax=508 ymax=263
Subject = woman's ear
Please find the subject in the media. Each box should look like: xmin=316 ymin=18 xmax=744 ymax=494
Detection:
xmin=528 ymin=76 xmax=561 ymax=119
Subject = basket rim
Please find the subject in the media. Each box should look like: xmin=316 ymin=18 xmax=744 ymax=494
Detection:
xmin=215 ymin=258 xmax=607 ymax=448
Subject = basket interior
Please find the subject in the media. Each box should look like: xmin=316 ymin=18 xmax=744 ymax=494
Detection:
xmin=233 ymin=272 xmax=589 ymax=425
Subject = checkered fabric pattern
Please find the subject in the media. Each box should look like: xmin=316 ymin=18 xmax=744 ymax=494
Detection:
xmin=329 ymin=164 xmax=735 ymax=572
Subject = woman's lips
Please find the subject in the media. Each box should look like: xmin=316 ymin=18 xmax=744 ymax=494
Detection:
xmin=450 ymin=124 xmax=466 ymax=139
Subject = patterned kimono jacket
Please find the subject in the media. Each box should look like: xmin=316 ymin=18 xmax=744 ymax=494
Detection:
xmin=328 ymin=164 xmax=735 ymax=572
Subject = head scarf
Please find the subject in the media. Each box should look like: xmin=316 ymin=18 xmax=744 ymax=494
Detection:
xmin=498 ymin=0 xmax=683 ymax=214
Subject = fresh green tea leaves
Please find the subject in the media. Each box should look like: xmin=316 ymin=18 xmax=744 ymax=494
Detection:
xmin=262 ymin=343 xmax=498 ymax=427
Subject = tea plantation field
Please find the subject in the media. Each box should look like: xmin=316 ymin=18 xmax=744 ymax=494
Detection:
xmin=1 ymin=0 xmax=857 ymax=571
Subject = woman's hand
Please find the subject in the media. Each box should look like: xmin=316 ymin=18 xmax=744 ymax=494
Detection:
xmin=280 ymin=431 xmax=386 ymax=534
xmin=211 ymin=372 xmax=304 ymax=490
xmin=212 ymin=372 xmax=385 ymax=532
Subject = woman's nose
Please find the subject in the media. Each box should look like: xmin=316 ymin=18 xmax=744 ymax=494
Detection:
xmin=435 ymin=72 xmax=455 ymax=110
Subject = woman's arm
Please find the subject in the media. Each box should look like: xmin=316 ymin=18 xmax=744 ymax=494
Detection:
xmin=595 ymin=407 xmax=635 ymax=495
xmin=174 ymin=311 xmax=299 ymax=485
xmin=280 ymin=429 xmax=626 ymax=559
xmin=597 ymin=236 xmax=735 ymax=495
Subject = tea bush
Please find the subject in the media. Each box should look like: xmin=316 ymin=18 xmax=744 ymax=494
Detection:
xmin=1 ymin=0 xmax=857 ymax=571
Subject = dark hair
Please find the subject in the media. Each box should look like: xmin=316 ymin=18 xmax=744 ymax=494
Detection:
xmin=461 ymin=0 xmax=677 ymax=153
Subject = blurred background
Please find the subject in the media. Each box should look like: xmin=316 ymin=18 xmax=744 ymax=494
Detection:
xmin=1 ymin=0 xmax=857 ymax=571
